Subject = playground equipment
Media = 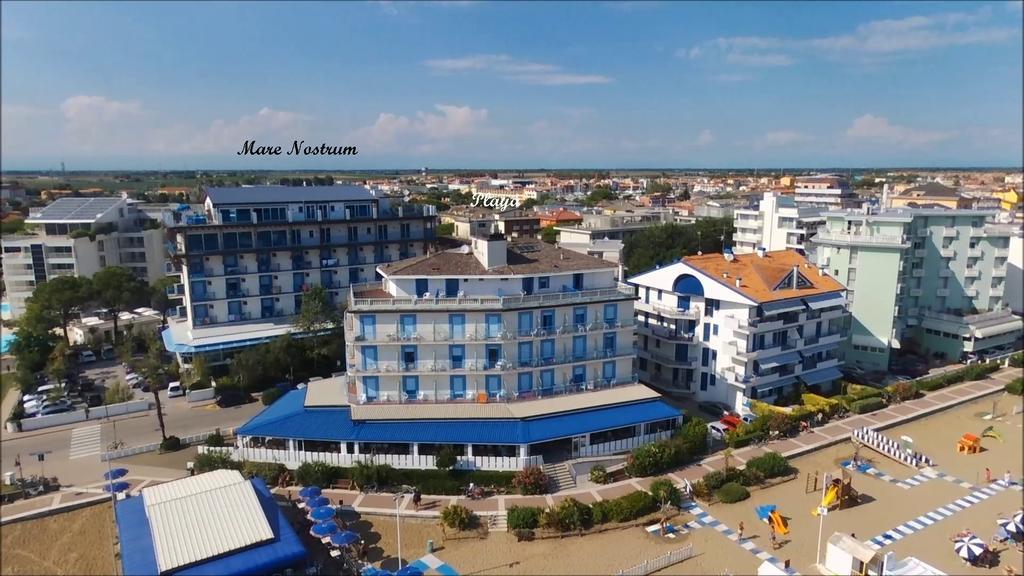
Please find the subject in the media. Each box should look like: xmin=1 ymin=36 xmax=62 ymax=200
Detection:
xmin=956 ymin=433 xmax=981 ymax=454
xmin=755 ymin=504 xmax=790 ymax=535
xmin=851 ymin=427 xmax=934 ymax=469
xmin=812 ymin=469 xmax=859 ymax=516
xmin=981 ymin=426 xmax=1002 ymax=442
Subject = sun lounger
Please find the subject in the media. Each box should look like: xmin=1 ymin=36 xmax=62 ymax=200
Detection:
xmin=330 ymin=549 xmax=342 ymax=558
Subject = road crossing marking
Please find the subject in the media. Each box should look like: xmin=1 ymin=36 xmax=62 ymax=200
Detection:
xmin=69 ymin=425 xmax=102 ymax=459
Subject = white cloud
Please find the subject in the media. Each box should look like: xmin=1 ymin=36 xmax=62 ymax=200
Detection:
xmin=425 ymin=54 xmax=612 ymax=85
xmin=696 ymin=129 xmax=715 ymax=146
xmin=756 ymin=130 xmax=811 ymax=148
xmin=725 ymin=52 xmax=793 ymax=67
xmin=59 ymin=95 xmax=143 ymax=151
xmin=845 ymin=114 xmax=953 ymax=147
xmin=352 ymin=104 xmax=489 ymax=152
xmin=154 ymin=107 xmax=312 ymax=154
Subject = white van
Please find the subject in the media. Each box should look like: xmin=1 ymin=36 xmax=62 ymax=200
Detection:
xmin=78 ymin=350 xmax=97 ymax=363
xmin=707 ymin=422 xmax=731 ymax=442
xmin=167 ymin=381 xmax=184 ymax=398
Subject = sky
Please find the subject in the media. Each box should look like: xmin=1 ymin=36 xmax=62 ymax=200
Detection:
xmin=1 ymin=1 xmax=1022 ymax=170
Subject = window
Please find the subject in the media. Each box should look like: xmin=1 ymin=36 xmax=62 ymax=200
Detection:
xmin=363 ymin=376 xmax=379 ymax=401
xmin=538 ymin=276 xmax=550 ymax=290
xmin=572 ymin=335 xmax=587 ymax=360
xmin=449 ymin=314 xmax=465 ymax=340
xmin=414 ymin=278 xmax=429 ymax=297
xmin=603 ymin=332 xmax=616 ymax=355
xmin=540 ymin=309 xmax=555 ymax=330
xmin=591 ymin=425 xmax=637 ymax=445
xmin=602 ymin=360 xmax=616 ymax=381
xmin=700 ymin=372 xmax=708 ymax=391
xmin=541 ymin=339 xmax=555 ymax=362
xmin=539 ymin=369 xmax=554 ymax=391
xmin=485 ymin=313 xmax=503 ymax=338
xmin=449 ymin=345 xmax=465 ymax=370
xmin=449 ymin=376 xmax=466 ymax=399
xmin=572 ymin=365 xmax=586 ymax=384
xmin=485 ymin=375 xmax=502 ymax=397
xmin=359 ymin=315 xmax=376 ymax=340
xmin=518 ymin=372 xmax=533 ymax=393
xmin=402 ymin=376 xmax=419 ymax=399
xmin=604 ymin=303 xmax=618 ymax=325
xmin=712 ymin=324 xmax=718 ymax=336
xmin=701 ymin=348 xmax=710 ymax=367
xmin=573 ymin=307 xmax=587 ymax=328
xmin=518 ymin=342 xmax=533 ymax=365
xmin=572 ymin=273 xmax=583 ymax=291
xmin=518 ymin=311 xmax=533 ymax=336
xmin=361 ymin=346 xmax=378 ymax=370
xmin=400 ymin=314 xmax=417 ymax=338
xmin=703 ymin=323 xmax=711 ymax=342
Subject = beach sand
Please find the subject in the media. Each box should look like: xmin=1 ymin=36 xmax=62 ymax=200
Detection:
xmin=0 ymin=501 xmax=117 ymax=575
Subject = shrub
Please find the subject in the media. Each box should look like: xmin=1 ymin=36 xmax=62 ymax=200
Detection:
xmin=243 ymin=461 xmax=286 ymax=485
xmin=676 ymin=417 xmax=709 ymax=459
xmin=767 ymin=412 xmax=798 ymax=437
xmin=193 ymin=452 xmax=241 ymax=473
xmin=740 ymin=468 xmax=765 ymax=486
xmin=609 ymin=490 xmax=658 ymax=522
xmin=963 ymin=362 xmax=999 ymax=381
xmin=1006 ymin=378 xmax=1023 ymax=396
xmin=350 ymin=461 xmax=392 ymax=488
xmin=625 ymin=442 xmax=671 ymax=477
xmin=434 ymin=445 xmax=459 ymax=470
xmin=648 ymin=478 xmax=681 ymax=507
xmin=260 ymin=387 xmax=284 ymax=406
xmin=690 ymin=479 xmax=712 ymax=501
xmin=189 ymin=377 xmax=212 ymax=390
xmin=513 ymin=466 xmax=548 ymax=495
xmin=507 ymin=506 xmax=542 ymax=531
xmin=440 ymin=504 xmax=474 ymax=531
xmin=702 ymin=467 xmax=744 ymax=491
xmin=104 ymin=382 xmax=134 ymax=405
xmin=715 ymin=482 xmax=750 ymax=504
xmin=847 ymin=384 xmax=883 ymax=401
xmin=588 ymin=465 xmax=610 ymax=484
xmin=887 ymin=381 xmax=918 ymax=402
xmin=850 ymin=397 xmax=886 ymax=414
xmin=8 ymin=403 xmax=25 ymax=423
xmin=591 ymin=500 xmax=614 ymax=524
xmin=205 ymin=432 xmax=225 ymax=447
xmin=745 ymin=452 xmax=793 ymax=479
xmin=726 ymin=429 xmax=764 ymax=449
xmin=550 ymin=497 xmax=592 ymax=532
xmin=1009 ymin=352 xmax=1023 ymax=368
xmin=295 ymin=461 xmax=341 ymax=487
xmin=160 ymin=435 xmax=182 ymax=452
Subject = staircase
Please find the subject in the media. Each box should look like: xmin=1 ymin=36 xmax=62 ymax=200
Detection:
xmin=488 ymin=513 xmax=508 ymax=533
xmin=543 ymin=462 xmax=577 ymax=493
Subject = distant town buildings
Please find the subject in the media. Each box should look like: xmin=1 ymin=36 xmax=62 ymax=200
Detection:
xmin=793 ymin=175 xmax=859 ymax=209
xmin=888 ymin=182 xmax=972 ymax=210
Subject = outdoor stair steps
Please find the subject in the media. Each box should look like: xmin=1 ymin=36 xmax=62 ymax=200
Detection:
xmin=543 ymin=462 xmax=576 ymax=493
xmin=488 ymin=513 xmax=508 ymax=532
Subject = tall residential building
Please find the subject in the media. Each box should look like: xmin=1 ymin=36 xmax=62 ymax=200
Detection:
xmin=1 ymin=197 xmax=172 ymax=318
xmin=161 ymin=186 xmax=437 ymax=367
xmin=733 ymin=192 xmax=825 ymax=258
xmin=221 ymin=233 xmax=681 ymax=472
xmin=813 ymin=208 xmax=1022 ymax=371
xmin=794 ymin=175 xmax=859 ymax=209
xmin=628 ymin=249 xmax=848 ymax=412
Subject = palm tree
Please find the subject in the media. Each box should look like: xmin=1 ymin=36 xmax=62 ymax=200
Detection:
xmin=722 ymin=448 xmax=734 ymax=471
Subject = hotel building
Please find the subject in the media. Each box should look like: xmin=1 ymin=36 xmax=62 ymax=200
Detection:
xmin=794 ymin=175 xmax=859 ymax=210
xmin=161 ymin=186 xmax=437 ymax=367
xmin=628 ymin=249 xmax=849 ymax=411
xmin=733 ymin=192 xmax=825 ymax=258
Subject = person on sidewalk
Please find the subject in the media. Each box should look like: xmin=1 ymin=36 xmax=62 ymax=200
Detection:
xmin=986 ymin=467 xmax=993 ymax=483
xmin=412 ymin=488 xmax=422 ymax=511
xmin=738 ymin=521 xmax=744 ymax=541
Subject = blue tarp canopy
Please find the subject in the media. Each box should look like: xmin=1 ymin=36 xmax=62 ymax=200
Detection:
xmin=238 ymin=388 xmax=681 ymax=446
xmin=799 ymin=366 xmax=844 ymax=386
xmin=757 ymin=352 xmax=802 ymax=370
xmin=117 ymin=478 xmax=306 ymax=576
xmin=162 ymin=327 xmax=288 ymax=355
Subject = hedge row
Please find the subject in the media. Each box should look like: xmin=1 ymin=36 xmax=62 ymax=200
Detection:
xmin=625 ymin=418 xmax=707 ymax=477
xmin=507 ymin=485 xmax=662 ymax=532
xmin=915 ymin=362 xmax=1000 ymax=392
xmin=691 ymin=452 xmax=794 ymax=504
xmin=1006 ymin=378 xmax=1023 ymax=396
xmin=1009 ymin=352 xmax=1023 ymax=368
xmin=850 ymin=397 xmax=886 ymax=414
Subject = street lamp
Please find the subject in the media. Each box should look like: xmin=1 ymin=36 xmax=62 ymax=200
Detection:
xmin=393 ymin=490 xmax=406 ymax=567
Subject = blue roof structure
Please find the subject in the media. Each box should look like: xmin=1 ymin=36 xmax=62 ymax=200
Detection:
xmin=238 ymin=388 xmax=681 ymax=445
xmin=205 ymin=185 xmax=374 ymax=206
xmin=117 ymin=478 xmax=306 ymax=576
xmin=161 ymin=326 xmax=288 ymax=354
xmin=799 ymin=366 xmax=844 ymax=386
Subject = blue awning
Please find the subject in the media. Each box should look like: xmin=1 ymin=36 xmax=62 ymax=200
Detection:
xmin=758 ymin=351 xmax=802 ymax=370
xmin=761 ymin=299 xmax=805 ymax=315
xmin=804 ymin=293 xmax=846 ymax=310
xmin=799 ymin=341 xmax=840 ymax=357
xmin=752 ymin=376 xmax=799 ymax=395
xmin=799 ymin=366 xmax=844 ymax=386
xmin=161 ymin=327 xmax=290 ymax=355
xmin=238 ymin=388 xmax=682 ymax=445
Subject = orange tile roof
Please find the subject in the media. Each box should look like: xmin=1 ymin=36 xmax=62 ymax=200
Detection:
xmin=682 ymin=249 xmax=844 ymax=303
xmin=541 ymin=208 xmax=582 ymax=222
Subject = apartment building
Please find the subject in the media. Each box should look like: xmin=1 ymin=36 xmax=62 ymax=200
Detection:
xmin=813 ymin=208 xmax=1022 ymax=371
xmin=888 ymin=182 xmax=971 ymax=210
xmin=554 ymin=209 xmax=676 ymax=245
xmin=733 ymin=192 xmax=825 ymax=258
xmin=161 ymin=186 xmax=437 ymax=367
xmin=794 ymin=175 xmax=859 ymax=209
xmin=1 ymin=197 xmax=171 ymax=318
xmin=628 ymin=249 xmax=848 ymax=411
xmin=222 ymin=232 xmax=681 ymax=472
xmin=442 ymin=207 xmax=541 ymax=240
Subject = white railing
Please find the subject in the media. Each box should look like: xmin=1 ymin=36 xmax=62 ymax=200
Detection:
xmin=102 ymin=427 xmax=236 ymax=461
xmin=350 ymin=349 xmax=635 ymax=376
xmin=349 ymin=282 xmax=636 ymax=310
xmin=355 ymin=320 xmax=636 ymax=344
xmin=617 ymin=545 xmax=695 ymax=576
xmin=814 ymin=228 xmax=908 ymax=247
xmin=348 ymin=376 xmax=642 ymax=405
xmin=203 ymin=445 xmax=543 ymax=472
xmin=577 ymin=430 xmax=675 ymax=459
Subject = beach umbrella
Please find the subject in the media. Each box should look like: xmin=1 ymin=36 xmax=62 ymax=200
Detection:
xmin=1014 ymin=510 xmax=1024 ymax=532
xmin=954 ymin=536 xmax=987 ymax=562
xmin=1001 ymin=516 xmax=1024 ymax=536
xmin=307 ymin=496 xmax=330 ymax=508
xmin=375 ymin=571 xmax=395 ymax=576
xmin=104 ymin=481 xmax=130 ymax=493
xmin=104 ymin=468 xmax=128 ymax=481
xmin=331 ymin=530 xmax=360 ymax=547
xmin=311 ymin=521 xmax=339 ymax=538
xmin=396 ymin=566 xmax=424 ymax=576
xmin=310 ymin=506 xmax=335 ymax=522
xmin=299 ymin=486 xmax=322 ymax=500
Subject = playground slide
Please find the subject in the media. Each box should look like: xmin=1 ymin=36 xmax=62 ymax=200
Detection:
xmin=811 ymin=485 xmax=839 ymax=517
xmin=768 ymin=510 xmax=790 ymax=535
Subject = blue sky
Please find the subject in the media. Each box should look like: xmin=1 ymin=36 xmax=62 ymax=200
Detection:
xmin=1 ymin=1 xmax=1021 ymax=169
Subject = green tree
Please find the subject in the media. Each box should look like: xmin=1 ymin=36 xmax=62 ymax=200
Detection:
xmin=540 ymin=226 xmax=558 ymax=244
xmin=294 ymin=285 xmax=342 ymax=372
xmin=131 ymin=333 xmax=170 ymax=441
xmin=46 ymin=341 xmax=70 ymax=382
xmin=229 ymin=348 xmax=262 ymax=397
xmin=149 ymin=277 xmax=178 ymax=326
xmin=622 ymin=219 xmax=735 ymax=275
xmin=437 ymin=222 xmax=455 ymax=237
xmin=92 ymin=267 xmax=149 ymax=344
xmin=30 ymin=276 xmax=93 ymax=346
xmin=647 ymin=181 xmax=673 ymax=195
xmin=584 ymin=186 xmax=617 ymax=207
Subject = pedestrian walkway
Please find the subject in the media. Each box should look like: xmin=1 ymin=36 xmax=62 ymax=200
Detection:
xmin=681 ymin=501 xmax=799 ymax=575
xmin=840 ymin=461 xmax=935 ymax=490
xmin=406 ymin=553 xmax=459 ymax=576
xmin=69 ymin=425 xmax=102 ymax=460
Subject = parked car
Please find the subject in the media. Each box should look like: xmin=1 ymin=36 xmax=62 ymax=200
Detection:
xmin=126 ymin=373 xmax=145 ymax=388
xmin=167 ymin=381 xmax=184 ymax=398
xmin=78 ymin=350 xmax=97 ymax=363
xmin=697 ymin=401 xmax=731 ymax=417
xmin=101 ymin=344 xmax=116 ymax=360
xmin=38 ymin=404 xmax=74 ymax=416
xmin=216 ymin=390 xmax=253 ymax=408
xmin=739 ymin=412 xmax=757 ymax=425
xmin=707 ymin=421 xmax=731 ymax=441
xmin=85 ymin=393 xmax=103 ymax=408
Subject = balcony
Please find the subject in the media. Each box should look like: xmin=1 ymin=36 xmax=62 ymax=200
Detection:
xmin=638 ymin=347 xmax=695 ymax=368
xmin=910 ymin=288 xmax=923 ymax=297
xmin=348 ymin=374 xmax=641 ymax=405
xmin=992 ymin=267 xmax=1007 ymax=277
xmin=637 ymin=324 xmax=696 ymax=342
xmin=912 ymin=268 xmax=925 ymax=277
xmin=355 ymin=320 xmax=636 ymax=344
xmin=192 ymin=291 xmax=218 ymax=302
xmin=938 ymin=269 xmax=951 ymax=278
xmin=225 ymin=289 xmax=253 ymax=299
xmin=350 ymin=348 xmax=634 ymax=375
xmin=814 ymin=228 xmax=909 ymax=248
xmin=348 ymin=282 xmax=637 ymax=311
xmin=965 ymin=269 xmax=981 ymax=278
xmin=916 ymin=229 xmax=929 ymax=237
xmin=936 ymin=288 xmax=950 ymax=297
xmin=994 ymin=248 xmax=1010 ymax=258
xmin=965 ymin=288 xmax=978 ymax=298
xmin=649 ymin=302 xmax=701 ymax=319
xmin=966 ymin=248 xmax=982 ymax=258
xmin=991 ymin=287 xmax=1005 ymax=298
xmin=914 ymin=249 xmax=926 ymax=258
xmin=939 ymin=248 xmax=956 ymax=258
xmin=941 ymin=227 xmax=958 ymax=238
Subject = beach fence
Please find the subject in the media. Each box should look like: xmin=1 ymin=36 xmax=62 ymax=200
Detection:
xmin=851 ymin=427 xmax=934 ymax=469
xmin=616 ymin=544 xmax=695 ymax=576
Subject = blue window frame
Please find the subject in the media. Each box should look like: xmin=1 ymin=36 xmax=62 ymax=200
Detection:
xmin=449 ymin=314 xmax=465 ymax=340
xmin=402 ymin=376 xmax=419 ymax=400
xmin=363 ymin=376 xmax=378 ymax=401
xmin=572 ymin=365 xmax=586 ymax=385
xmin=700 ymin=372 xmax=708 ymax=391
xmin=572 ymin=273 xmax=583 ymax=291
xmin=540 ymin=369 xmax=554 ymax=391
xmin=540 ymin=309 xmax=555 ymax=330
xmin=602 ymin=361 xmax=616 ymax=381
xmin=192 ymin=304 xmax=209 ymax=321
xmin=359 ymin=315 xmax=376 ymax=340
xmin=485 ymin=313 xmax=502 ymax=338
xmin=485 ymin=344 xmax=501 ymax=369
xmin=400 ymin=315 xmax=417 ymax=338
xmin=701 ymin=348 xmax=709 ymax=367
xmin=449 ymin=345 xmax=464 ymax=370
xmin=703 ymin=323 xmax=711 ymax=342
xmin=710 ymin=373 xmax=717 ymax=387
xmin=518 ymin=342 xmax=533 ymax=365
xmin=573 ymin=307 xmax=587 ymax=328
xmin=414 ymin=278 xmax=428 ymax=296
xmin=518 ymin=372 xmax=533 ymax=393
xmin=518 ymin=311 xmax=533 ymax=336
xmin=713 ymin=324 xmax=719 ymax=336
xmin=604 ymin=303 xmax=618 ymax=324
xmin=450 ymin=375 xmax=466 ymax=399
xmin=538 ymin=276 xmax=550 ymax=290
xmin=349 ymin=268 xmax=359 ymax=284
xmin=522 ymin=277 xmax=534 ymax=295
xmin=677 ymin=295 xmax=690 ymax=310
xmin=444 ymin=278 xmax=459 ymax=297
xmin=362 ymin=346 xmax=378 ymax=370
xmin=401 ymin=345 xmax=417 ymax=370
xmin=572 ymin=335 xmax=587 ymax=360
xmin=603 ymin=332 xmax=617 ymax=355
xmin=485 ymin=375 xmax=502 ymax=398
xmin=540 ymin=339 xmax=555 ymax=363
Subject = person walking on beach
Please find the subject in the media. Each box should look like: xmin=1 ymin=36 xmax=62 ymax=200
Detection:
xmin=1005 ymin=470 xmax=1013 ymax=485
xmin=412 ymin=488 xmax=422 ymax=511
xmin=986 ymin=467 xmax=993 ymax=483
xmin=738 ymin=521 xmax=745 ymax=541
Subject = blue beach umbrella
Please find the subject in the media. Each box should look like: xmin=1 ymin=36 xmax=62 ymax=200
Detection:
xmin=331 ymin=530 xmax=360 ymax=547
xmin=310 ymin=505 xmax=336 ymax=522
xmin=311 ymin=520 xmax=339 ymax=538
xmin=999 ymin=517 xmax=1023 ymax=536
xmin=299 ymin=486 xmax=322 ymax=499
xmin=1014 ymin=510 xmax=1024 ymax=532
xmin=954 ymin=535 xmax=986 ymax=562
xmin=307 ymin=496 xmax=330 ymax=508
xmin=104 ymin=468 xmax=128 ymax=481
xmin=104 ymin=481 xmax=130 ymax=493
xmin=396 ymin=566 xmax=424 ymax=576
